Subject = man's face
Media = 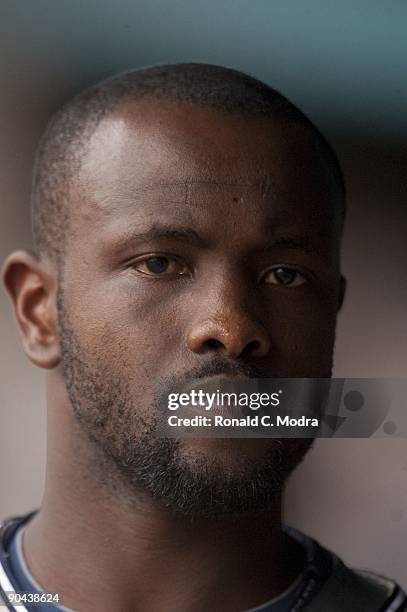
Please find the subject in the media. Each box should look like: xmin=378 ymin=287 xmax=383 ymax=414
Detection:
xmin=58 ymin=101 xmax=343 ymax=516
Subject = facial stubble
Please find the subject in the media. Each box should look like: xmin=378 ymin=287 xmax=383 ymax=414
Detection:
xmin=56 ymin=283 xmax=313 ymax=519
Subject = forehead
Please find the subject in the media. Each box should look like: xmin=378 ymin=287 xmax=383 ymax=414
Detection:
xmin=70 ymin=100 xmax=340 ymax=250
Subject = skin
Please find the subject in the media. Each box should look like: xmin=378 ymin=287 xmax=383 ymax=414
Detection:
xmin=2 ymin=100 xmax=345 ymax=612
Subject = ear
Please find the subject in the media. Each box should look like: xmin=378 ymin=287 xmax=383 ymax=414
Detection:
xmin=2 ymin=250 xmax=61 ymax=369
xmin=338 ymin=274 xmax=346 ymax=311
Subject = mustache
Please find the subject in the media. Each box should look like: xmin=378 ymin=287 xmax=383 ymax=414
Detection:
xmin=154 ymin=358 xmax=271 ymax=411
xmin=176 ymin=358 xmax=269 ymax=382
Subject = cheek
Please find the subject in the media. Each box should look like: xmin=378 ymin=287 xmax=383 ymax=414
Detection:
xmin=266 ymin=291 xmax=338 ymax=374
xmin=67 ymin=276 xmax=184 ymax=376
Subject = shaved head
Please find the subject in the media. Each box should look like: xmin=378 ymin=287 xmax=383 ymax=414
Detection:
xmin=31 ymin=62 xmax=345 ymax=264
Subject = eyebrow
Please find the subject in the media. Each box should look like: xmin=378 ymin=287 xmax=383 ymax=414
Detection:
xmin=108 ymin=222 xmax=322 ymax=257
xmin=263 ymin=234 xmax=317 ymax=254
xmin=115 ymin=223 xmax=207 ymax=247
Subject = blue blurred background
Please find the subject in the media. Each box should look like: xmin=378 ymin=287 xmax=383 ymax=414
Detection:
xmin=1 ymin=0 xmax=406 ymax=587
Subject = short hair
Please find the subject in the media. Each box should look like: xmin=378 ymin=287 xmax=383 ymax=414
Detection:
xmin=31 ymin=62 xmax=346 ymax=263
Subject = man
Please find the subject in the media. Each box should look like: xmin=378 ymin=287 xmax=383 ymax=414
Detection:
xmin=1 ymin=63 xmax=405 ymax=611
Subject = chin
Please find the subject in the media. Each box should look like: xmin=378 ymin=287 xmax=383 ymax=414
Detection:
xmin=181 ymin=437 xmax=278 ymax=467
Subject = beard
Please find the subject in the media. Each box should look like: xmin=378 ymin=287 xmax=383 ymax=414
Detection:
xmin=57 ymin=286 xmax=313 ymax=519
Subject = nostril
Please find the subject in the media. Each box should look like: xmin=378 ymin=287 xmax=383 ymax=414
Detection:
xmin=205 ymin=339 xmax=224 ymax=350
xmin=241 ymin=340 xmax=261 ymax=357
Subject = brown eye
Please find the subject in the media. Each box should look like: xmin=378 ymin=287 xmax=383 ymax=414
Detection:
xmin=133 ymin=256 xmax=188 ymax=277
xmin=263 ymin=266 xmax=307 ymax=287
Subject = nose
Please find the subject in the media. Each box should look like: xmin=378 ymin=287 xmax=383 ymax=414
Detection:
xmin=186 ymin=287 xmax=271 ymax=360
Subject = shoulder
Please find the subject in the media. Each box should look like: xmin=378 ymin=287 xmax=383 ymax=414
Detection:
xmin=285 ymin=526 xmax=406 ymax=612
xmin=308 ymin=554 xmax=407 ymax=611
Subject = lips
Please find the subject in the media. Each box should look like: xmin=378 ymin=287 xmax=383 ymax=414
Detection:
xmin=174 ymin=374 xmax=262 ymax=418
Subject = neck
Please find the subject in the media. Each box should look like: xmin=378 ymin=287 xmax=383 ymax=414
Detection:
xmin=23 ymin=376 xmax=304 ymax=612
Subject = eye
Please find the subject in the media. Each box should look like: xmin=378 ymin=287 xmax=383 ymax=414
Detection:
xmin=262 ymin=266 xmax=307 ymax=287
xmin=131 ymin=255 xmax=189 ymax=277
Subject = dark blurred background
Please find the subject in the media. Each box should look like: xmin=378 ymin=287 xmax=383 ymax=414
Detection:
xmin=1 ymin=0 xmax=406 ymax=587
